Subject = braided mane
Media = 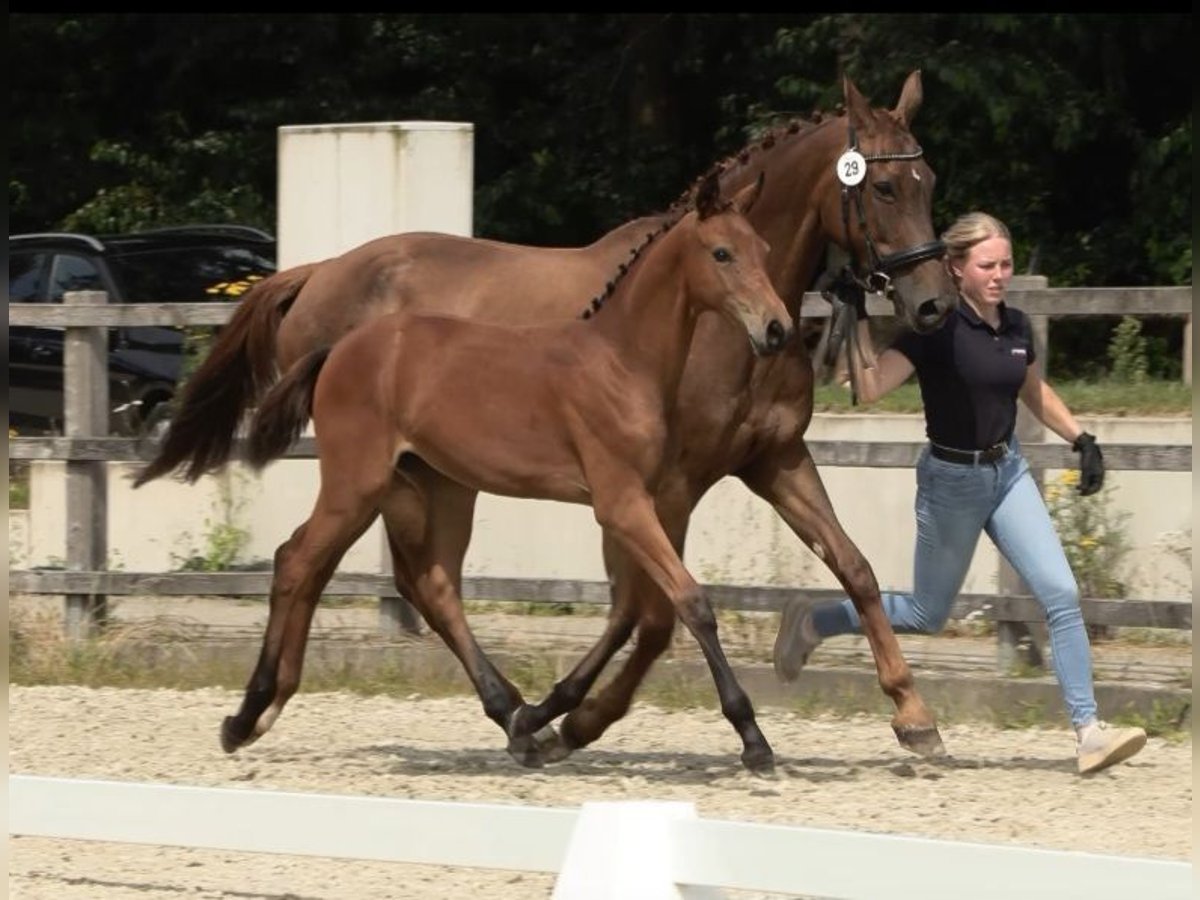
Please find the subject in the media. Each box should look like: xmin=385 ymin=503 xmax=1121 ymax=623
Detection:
xmin=579 ymin=214 xmax=680 ymax=319
xmin=579 ymin=109 xmax=836 ymax=321
xmin=666 ymin=110 xmax=835 ymax=217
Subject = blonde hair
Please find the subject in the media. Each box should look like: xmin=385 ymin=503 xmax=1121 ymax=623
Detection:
xmin=940 ymin=211 xmax=1011 ymax=267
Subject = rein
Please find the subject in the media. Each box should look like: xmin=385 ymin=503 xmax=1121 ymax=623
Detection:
xmin=837 ymin=125 xmax=945 ymax=296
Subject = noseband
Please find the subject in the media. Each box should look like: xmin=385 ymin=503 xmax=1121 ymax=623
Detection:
xmin=837 ymin=125 xmax=945 ymax=295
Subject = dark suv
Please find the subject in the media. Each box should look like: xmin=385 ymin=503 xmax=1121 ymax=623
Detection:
xmin=9 ymin=226 xmax=276 ymax=437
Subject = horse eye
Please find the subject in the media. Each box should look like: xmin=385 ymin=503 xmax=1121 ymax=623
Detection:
xmin=874 ymin=181 xmax=896 ymax=201
xmin=712 ymin=247 xmax=732 ymax=263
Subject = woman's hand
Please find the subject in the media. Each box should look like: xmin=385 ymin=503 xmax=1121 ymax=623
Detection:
xmin=1072 ymin=432 xmax=1105 ymax=496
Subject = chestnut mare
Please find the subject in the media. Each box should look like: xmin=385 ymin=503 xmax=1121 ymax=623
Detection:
xmin=226 ymin=174 xmax=792 ymax=770
xmin=138 ymin=72 xmax=955 ymax=771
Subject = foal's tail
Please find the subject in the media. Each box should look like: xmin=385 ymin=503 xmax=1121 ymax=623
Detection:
xmin=133 ymin=264 xmax=316 ymax=487
xmin=245 ymin=347 xmax=331 ymax=471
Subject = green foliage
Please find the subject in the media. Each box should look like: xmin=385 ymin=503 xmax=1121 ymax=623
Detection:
xmin=1110 ymin=699 xmax=1191 ymax=739
xmin=768 ymin=13 xmax=1192 ymax=287
xmin=61 ymin=137 xmax=272 ymax=234
xmin=813 ymin=377 xmax=1191 ymax=415
xmin=9 ymin=14 xmax=1191 ymax=292
xmin=1044 ymin=472 xmax=1130 ymax=599
xmin=9 ymin=460 xmax=31 ymax=510
xmin=993 ymin=699 xmax=1054 ymax=731
xmin=1107 ymin=316 xmax=1149 ymax=384
xmin=170 ymin=473 xmax=251 ymax=572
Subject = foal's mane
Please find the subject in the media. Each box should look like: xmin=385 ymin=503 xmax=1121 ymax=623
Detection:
xmin=579 ymin=110 xmax=834 ymax=322
xmin=579 ymin=218 xmax=675 ymax=320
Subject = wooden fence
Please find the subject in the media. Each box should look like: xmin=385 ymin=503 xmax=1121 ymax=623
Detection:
xmin=8 ymin=285 xmax=1193 ymax=668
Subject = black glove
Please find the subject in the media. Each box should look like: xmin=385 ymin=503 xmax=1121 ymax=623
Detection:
xmin=1072 ymin=432 xmax=1104 ymax=496
xmin=823 ymin=268 xmax=868 ymax=320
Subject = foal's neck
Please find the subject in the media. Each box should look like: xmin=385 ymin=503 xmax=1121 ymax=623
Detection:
xmin=590 ymin=227 xmax=697 ymax=393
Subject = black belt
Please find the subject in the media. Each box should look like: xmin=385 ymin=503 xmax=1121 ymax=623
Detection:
xmin=929 ymin=441 xmax=1009 ymax=465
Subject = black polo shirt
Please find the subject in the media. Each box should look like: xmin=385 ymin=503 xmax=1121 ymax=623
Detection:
xmin=891 ymin=301 xmax=1036 ymax=450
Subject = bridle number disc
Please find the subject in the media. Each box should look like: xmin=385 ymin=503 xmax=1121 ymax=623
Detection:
xmin=837 ymin=150 xmax=867 ymax=187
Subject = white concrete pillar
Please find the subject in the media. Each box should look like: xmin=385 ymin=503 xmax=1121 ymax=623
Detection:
xmin=276 ymin=121 xmax=474 ymax=268
xmin=274 ymin=122 xmax=475 ymax=631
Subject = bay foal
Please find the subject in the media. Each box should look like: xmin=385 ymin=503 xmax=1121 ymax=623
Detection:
xmin=224 ymin=173 xmax=793 ymax=772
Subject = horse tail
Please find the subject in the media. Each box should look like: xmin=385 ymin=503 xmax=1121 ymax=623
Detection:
xmin=245 ymin=347 xmax=331 ymax=471
xmin=133 ymin=264 xmax=316 ymax=487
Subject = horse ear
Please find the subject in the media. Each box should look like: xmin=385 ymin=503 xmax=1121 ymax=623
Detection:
xmin=695 ymin=171 xmax=721 ymax=220
xmin=892 ymin=70 xmax=923 ymax=127
xmin=843 ymin=74 xmax=873 ymax=132
xmin=734 ymin=172 xmax=765 ymax=216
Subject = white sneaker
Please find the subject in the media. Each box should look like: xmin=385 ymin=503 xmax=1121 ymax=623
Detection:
xmin=1075 ymin=720 xmax=1147 ymax=774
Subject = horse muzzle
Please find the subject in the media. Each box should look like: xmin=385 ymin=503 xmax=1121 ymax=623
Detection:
xmin=911 ymin=295 xmax=956 ymax=334
xmin=753 ymin=318 xmax=793 ymax=356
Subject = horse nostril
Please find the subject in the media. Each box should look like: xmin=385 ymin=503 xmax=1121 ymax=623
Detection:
xmin=916 ymin=299 xmax=945 ymax=330
xmin=766 ymin=319 xmax=786 ymax=351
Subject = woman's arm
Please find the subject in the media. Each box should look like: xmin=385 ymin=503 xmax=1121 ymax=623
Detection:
xmin=848 ymin=319 xmax=915 ymax=404
xmin=1017 ymin=362 xmax=1085 ymax=443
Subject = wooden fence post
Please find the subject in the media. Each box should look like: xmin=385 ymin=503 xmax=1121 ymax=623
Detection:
xmin=63 ymin=290 xmax=109 ymax=638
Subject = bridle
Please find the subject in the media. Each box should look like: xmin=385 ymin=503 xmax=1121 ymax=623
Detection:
xmin=818 ymin=124 xmax=949 ymax=405
xmin=837 ymin=124 xmax=946 ymax=296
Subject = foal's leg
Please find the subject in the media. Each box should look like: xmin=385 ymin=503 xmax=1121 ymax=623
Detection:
xmin=739 ymin=441 xmax=945 ymax=756
xmin=508 ymin=529 xmax=649 ymax=755
xmin=544 ymin=500 xmax=689 ymax=758
xmin=595 ymin=488 xmax=774 ymax=774
xmin=220 ymin=486 xmax=380 ymax=753
xmin=377 ymin=469 xmax=550 ymax=767
xmin=555 ymin=556 xmax=677 ymax=756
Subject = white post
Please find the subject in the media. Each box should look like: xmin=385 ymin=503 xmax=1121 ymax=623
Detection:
xmin=552 ymin=801 xmax=726 ymax=899
xmin=276 ymin=121 xmax=475 ymax=633
xmin=277 ymin=121 xmax=474 ymax=268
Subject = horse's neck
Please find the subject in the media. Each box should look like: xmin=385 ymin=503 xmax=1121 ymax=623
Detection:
xmin=723 ymin=118 xmax=843 ymax=310
xmin=592 ymin=232 xmax=695 ymax=392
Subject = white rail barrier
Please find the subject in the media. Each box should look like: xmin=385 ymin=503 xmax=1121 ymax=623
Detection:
xmin=10 ymin=775 xmax=1192 ymax=900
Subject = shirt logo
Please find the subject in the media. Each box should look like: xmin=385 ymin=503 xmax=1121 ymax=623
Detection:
xmin=1011 ymin=347 xmax=1027 ymax=357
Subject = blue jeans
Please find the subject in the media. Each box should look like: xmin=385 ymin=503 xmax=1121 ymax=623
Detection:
xmin=812 ymin=441 xmax=1098 ymax=727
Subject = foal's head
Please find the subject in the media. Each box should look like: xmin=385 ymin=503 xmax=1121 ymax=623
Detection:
xmin=685 ymin=172 xmax=793 ymax=356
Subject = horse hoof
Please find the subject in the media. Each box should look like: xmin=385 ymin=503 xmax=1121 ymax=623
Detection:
xmin=533 ymin=725 xmax=574 ymax=764
xmin=220 ymin=716 xmax=246 ymax=754
xmin=505 ymin=732 xmax=546 ymax=769
xmin=741 ymin=746 xmax=776 ymax=777
xmin=894 ymin=723 xmax=946 ymax=758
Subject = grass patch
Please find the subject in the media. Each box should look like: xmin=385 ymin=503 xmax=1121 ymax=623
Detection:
xmin=9 ymin=461 xmax=31 ymax=509
xmin=1111 ymin=699 xmax=1192 ymax=740
xmin=1111 ymin=627 xmax=1194 ymax=647
xmin=813 ymin=377 xmax=1191 ymax=415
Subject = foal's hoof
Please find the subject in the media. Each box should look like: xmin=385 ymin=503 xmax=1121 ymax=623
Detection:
xmin=219 ymin=716 xmax=256 ymax=754
xmin=505 ymin=732 xmax=546 ymax=769
xmin=741 ymin=745 xmax=776 ymax=777
xmin=533 ymin=725 xmax=575 ymax=765
xmin=893 ymin=723 xmax=947 ymax=758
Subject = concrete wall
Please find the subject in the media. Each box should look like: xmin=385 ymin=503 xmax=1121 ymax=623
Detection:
xmin=12 ymin=415 xmax=1191 ymax=602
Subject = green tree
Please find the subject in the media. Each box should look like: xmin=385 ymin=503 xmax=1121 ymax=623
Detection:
xmin=10 ymin=13 xmax=1191 ymax=296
